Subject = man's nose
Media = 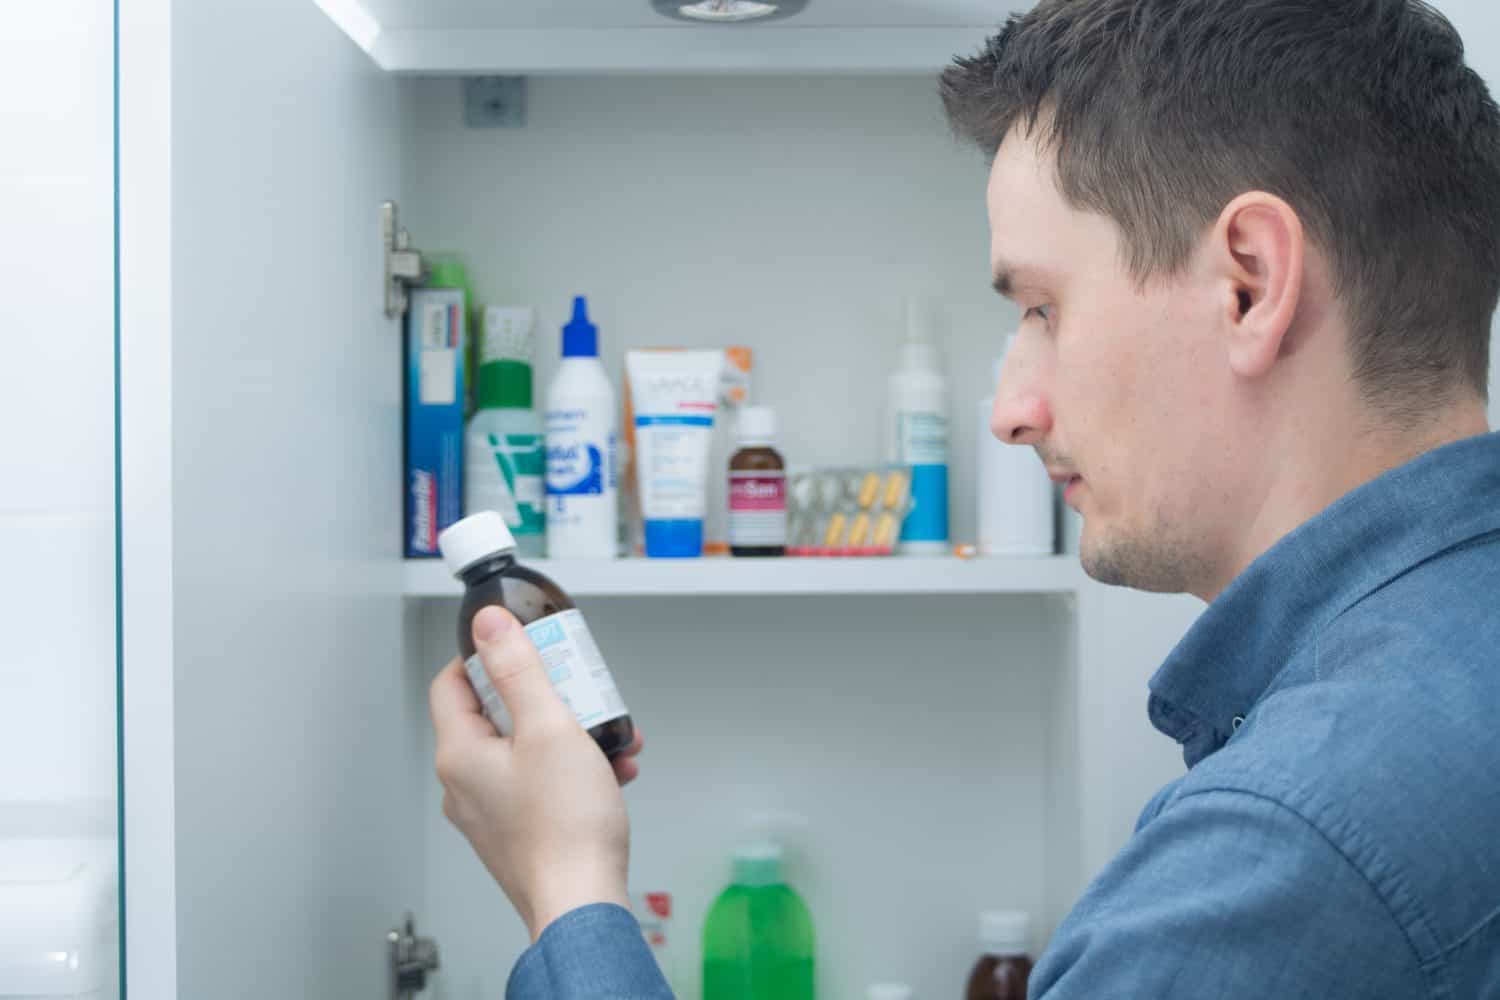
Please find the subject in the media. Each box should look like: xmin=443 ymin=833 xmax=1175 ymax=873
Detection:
xmin=990 ymin=341 xmax=1053 ymax=446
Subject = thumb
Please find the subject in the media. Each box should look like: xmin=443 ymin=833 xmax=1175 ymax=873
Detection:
xmin=471 ymin=605 xmax=571 ymax=733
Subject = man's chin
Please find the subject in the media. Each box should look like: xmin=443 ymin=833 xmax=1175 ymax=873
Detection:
xmin=1079 ymin=527 xmax=1199 ymax=595
xmin=1079 ymin=536 xmax=1129 ymax=588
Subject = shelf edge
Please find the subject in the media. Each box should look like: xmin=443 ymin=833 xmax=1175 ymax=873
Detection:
xmin=370 ymin=27 xmax=995 ymax=76
xmin=402 ymin=557 xmax=1083 ymax=599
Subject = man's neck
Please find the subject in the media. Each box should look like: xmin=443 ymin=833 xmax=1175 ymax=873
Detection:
xmin=1203 ymin=399 xmax=1491 ymax=602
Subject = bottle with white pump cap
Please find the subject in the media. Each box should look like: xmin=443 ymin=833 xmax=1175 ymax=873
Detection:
xmin=886 ymin=297 xmax=950 ymax=555
xmin=437 ymin=511 xmax=634 ymax=758
xmin=978 ymin=336 xmax=1056 ymax=556
xmin=966 ymin=910 xmax=1032 ymax=1000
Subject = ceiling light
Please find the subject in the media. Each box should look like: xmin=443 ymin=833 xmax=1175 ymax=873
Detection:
xmin=651 ymin=1 xmax=810 ymax=24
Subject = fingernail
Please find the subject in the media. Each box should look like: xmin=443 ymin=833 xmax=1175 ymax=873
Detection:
xmin=474 ymin=605 xmax=513 ymax=643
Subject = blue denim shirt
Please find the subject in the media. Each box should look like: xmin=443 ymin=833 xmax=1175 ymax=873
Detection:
xmin=1034 ymin=431 xmax=1500 ymax=998
xmin=508 ymin=904 xmax=673 ymax=999
xmin=509 ymin=432 xmax=1500 ymax=1000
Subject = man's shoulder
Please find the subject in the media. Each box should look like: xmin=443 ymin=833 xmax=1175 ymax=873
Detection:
xmin=1170 ymin=634 xmax=1500 ymax=968
xmin=1319 ymin=529 xmax=1500 ymax=682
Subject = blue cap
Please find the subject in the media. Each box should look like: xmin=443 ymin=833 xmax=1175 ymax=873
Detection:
xmin=645 ymin=519 xmax=703 ymax=558
xmin=561 ymin=295 xmax=598 ymax=358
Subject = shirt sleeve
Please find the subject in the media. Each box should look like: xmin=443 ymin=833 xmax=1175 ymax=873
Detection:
xmin=1032 ymin=789 xmax=1427 ymax=1000
xmin=506 ymin=903 xmax=675 ymax=1000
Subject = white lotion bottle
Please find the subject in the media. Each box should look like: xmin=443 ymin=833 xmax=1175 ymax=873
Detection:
xmin=545 ymin=296 xmax=619 ymax=559
xmin=978 ymin=336 xmax=1055 ymax=556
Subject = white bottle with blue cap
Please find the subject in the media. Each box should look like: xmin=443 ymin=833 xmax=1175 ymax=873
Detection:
xmin=544 ymin=296 xmax=619 ymax=559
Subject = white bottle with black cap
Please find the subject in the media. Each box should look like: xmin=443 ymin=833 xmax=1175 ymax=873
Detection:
xmin=438 ymin=511 xmax=635 ymax=758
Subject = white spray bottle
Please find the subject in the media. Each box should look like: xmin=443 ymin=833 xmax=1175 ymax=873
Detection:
xmin=886 ymin=297 xmax=950 ymax=554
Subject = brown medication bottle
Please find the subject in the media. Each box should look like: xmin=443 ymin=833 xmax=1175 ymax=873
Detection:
xmin=438 ymin=511 xmax=635 ymax=758
xmin=966 ymin=911 xmax=1033 ymax=1000
xmin=728 ymin=405 xmax=787 ymax=557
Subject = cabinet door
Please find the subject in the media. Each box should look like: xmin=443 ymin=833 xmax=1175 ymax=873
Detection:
xmin=1 ymin=3 xmax=122 ymax=999
xmin=121 ymin=0 xmax=423 ymax=996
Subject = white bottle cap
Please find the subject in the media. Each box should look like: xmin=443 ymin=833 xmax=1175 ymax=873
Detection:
xmin=737 ymin=405 xmax=777 ymax=445
xmin=438 ymin=511 xmax=517 ymax=576
xmin=868 ymin=984 xmax=913 ymax=1000
xmin=731 ymin=842 xmax=784 ymax=887
xmin=979 ymin=910 xmax=1030 ymax=957
xmin=480 ymin=306 xmax=535 ymax=365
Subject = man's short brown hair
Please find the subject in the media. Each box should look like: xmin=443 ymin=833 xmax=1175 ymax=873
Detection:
xmin=942 ymin=0 xmax=1500 ymax=410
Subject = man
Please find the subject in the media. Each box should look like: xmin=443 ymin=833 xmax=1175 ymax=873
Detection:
xmin=429 ymin=0 xmax=1500 ymax=995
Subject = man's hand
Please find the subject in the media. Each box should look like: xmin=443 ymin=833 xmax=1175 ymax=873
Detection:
xmin=430 ymin=605 xmax=645 ymax=940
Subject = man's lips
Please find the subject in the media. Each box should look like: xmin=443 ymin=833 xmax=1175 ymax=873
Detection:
xmin=1047 ymin=468 xmax=1084 ymax=504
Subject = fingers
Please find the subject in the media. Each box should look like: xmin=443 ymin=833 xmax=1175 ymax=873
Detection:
xmin=430 ymin=658 xmax=494 ymax=745
xmin=612 ymin=756 xmax=640 ymax=786
xmin=611 ymin=729 xmax=645 ymax=786
xmin=471 ymin=606 xmax=572 ymax=733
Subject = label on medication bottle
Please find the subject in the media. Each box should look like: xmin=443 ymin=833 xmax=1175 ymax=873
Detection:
xmin=465 ymin=609 xmax=628 ymax=734
xmin=728 ymin=471 xmax=787 ymax=547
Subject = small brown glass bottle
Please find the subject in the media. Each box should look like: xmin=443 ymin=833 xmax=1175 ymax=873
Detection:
xmin=729 ymin=405 xmax=787 ymax=557
xmin=438 ymin=511 xmax=634 ymax=758
xmin=966 ymin=911 xmax=1033 ymax=1000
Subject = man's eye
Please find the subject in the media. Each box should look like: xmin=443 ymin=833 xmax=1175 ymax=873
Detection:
xmin=1024 ymin=305 xmax=1054 ymax=323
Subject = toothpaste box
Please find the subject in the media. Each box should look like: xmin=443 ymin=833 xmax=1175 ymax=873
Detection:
xmin=404 ymin=287 xmax=467 ymax=558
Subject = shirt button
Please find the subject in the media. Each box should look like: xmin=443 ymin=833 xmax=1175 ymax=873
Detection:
xmin=1232 ymin=716 xmax=1245 ymax=732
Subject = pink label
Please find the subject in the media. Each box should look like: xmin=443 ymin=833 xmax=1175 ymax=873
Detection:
xmin=729 ymin=473 xmax=787 ymax=512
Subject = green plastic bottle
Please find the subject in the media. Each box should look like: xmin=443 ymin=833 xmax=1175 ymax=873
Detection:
xmin=465 ymin=307 xmax=546 ymax=557
xmin=702 ymin=844 xmax=815 ymax=1000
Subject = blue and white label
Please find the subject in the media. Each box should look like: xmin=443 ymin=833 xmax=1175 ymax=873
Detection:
xmin=626 ymin=351 xmax=724 ymax=555
xmin=634 ymin=415 xmax=714 ymax=520
xmin=636 ymin=414 xmax=713 ymax=428
xmin=546 ymin=407 xmax=616 ymax=497
xmin=545 ymin=404 xmax=618 ymax=551
xmin=897 ymin=410 xmax=950 ymax=544
xmin=547 ymin=441 xmax=607 ymax=496
xmin=465 ymin=609 xmax=628 ymax=734
xmin=897 ymin=411 xmax=949 ymax=466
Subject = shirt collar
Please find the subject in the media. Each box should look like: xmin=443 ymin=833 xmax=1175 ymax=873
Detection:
xmin=1148 ymin=430 xmax=1500 ymax=768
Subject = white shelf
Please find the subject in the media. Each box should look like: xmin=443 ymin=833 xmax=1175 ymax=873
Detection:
xmin=403 ymin=555 xmax=1082 ymax=598
xmin=314 ymin=0 xmax=998 ymax=74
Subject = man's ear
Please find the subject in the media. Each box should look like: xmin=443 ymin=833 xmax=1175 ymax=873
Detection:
xmin=1210 ymin=192 xmax=1305 ymax=379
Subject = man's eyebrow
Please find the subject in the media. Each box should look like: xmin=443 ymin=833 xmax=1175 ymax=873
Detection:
xmin=991 ymin=261 xmax=1056 ymax=299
